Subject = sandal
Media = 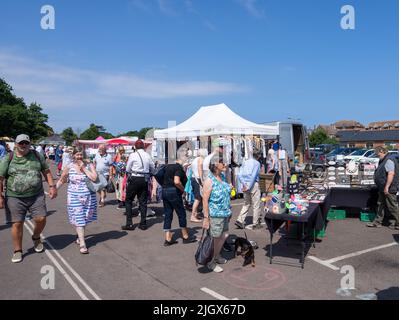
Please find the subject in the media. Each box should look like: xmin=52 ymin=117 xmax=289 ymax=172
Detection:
xmin=79 ymin=246 xmax=89 ymax=254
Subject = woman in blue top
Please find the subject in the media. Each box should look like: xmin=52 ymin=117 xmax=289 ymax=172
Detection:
xmin=202 ymin=153 xmax=232 ymax=273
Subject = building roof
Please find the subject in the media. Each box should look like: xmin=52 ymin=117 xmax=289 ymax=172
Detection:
xmin=336 ymin=130 xmax=399 ymax=142
xmin=333 ymin=120 xmax=364 ymax=129
xmin=367 ymin=120 xmax=399 ymax=129
xmin=318 ymin=125 xmax=337 ymax=136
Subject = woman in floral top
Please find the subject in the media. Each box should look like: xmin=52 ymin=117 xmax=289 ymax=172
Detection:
xmin=111 ymin=146 xmax=127 ymax=210
xmin=202 ymin=153 xmax=232 ymax=273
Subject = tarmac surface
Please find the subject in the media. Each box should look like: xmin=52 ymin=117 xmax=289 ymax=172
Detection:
xmin=1 ymin=172 xmax=399 ymax=300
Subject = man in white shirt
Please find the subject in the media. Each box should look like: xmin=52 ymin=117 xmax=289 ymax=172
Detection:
xmin=94 ymin=145 xmax=112 ymax=207
xmin=35 ymin=145 xmax=45 ymax=157
xmin=123 ymin=140 xmax=155 ymax=231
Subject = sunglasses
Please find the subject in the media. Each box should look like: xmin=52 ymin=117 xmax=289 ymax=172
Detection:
xmin=18 ymin=141 xmax=30 ymax=145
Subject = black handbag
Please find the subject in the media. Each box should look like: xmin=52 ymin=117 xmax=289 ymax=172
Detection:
xmin=195 ymin=229 xmax=214 ymax=266
xmin=106 ymin=179 xmax=115 ymax=193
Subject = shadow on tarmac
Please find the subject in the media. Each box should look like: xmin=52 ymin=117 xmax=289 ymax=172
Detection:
xmin=45 ymin=230 xmax=128 ymax=250
xmin=376 ymin=287 xmax=399 ymax=300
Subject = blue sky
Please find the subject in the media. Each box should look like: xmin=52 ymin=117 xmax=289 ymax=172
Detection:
xmin=1 ymin=0 xmax=398 ymax=135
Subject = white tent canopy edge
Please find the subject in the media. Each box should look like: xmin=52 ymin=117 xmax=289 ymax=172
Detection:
xmin=154 ymin=103 xmax=278 ymax=139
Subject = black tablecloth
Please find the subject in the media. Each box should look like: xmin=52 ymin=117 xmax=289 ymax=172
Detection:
xmin=328 ymin=187 xmax=379 ymax=211
xmin=264 ymin=202 xmax=324 ymax=234
xmin=264 ymin=186 xmax=380 ymax=235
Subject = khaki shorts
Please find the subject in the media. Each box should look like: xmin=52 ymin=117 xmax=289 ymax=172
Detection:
xmin=209 ymin=217 xmax=230 ymax=238
xmin=5 ymin=192 xmax=47 ymax=224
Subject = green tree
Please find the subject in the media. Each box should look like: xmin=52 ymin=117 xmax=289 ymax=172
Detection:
xmin=61 ymin=127 xmax=78 ymax=145
xmin=0 ymin=78 xmax=53 ymax=141
xmin=79 ymin=124 xmax=100 ymax=140
xmin=120 ymin=130 xmax=140 ymax=137
xmin=79 ymin=124 xmax=114 ymax=140
xmin=309 ymin=127 xmax=338 ymax=147
xmin=138 ymin=127 xmax=153 ymax=139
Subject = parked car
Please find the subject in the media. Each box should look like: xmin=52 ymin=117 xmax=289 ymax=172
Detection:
xmin=344 ymin=149 xmax=375 ymax=162
xmin=360 ymin=150 xmax=399 ymax=165
xmin=309 ymin=150 xmax=326 ymax=177
xmin=326 ymin=147 xmax=358 ymax=162
xmin=314 ymin=144 xmax=340 ymax=154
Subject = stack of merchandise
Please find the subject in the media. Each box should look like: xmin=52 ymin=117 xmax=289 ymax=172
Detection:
xmin=286 ymin=194 xmax=309 ymax=216
xmin=261 ymin=191 xmax=288 ymax=215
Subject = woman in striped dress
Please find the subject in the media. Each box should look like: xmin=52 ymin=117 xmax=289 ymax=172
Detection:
xmin=56 ymin=147 xmax=98 ymax=254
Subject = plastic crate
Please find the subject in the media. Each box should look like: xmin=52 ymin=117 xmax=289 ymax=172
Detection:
xmin=309 ymin=227 xmax=326 ymax=238
xmin=360 ymin=212 xmax=376 ymax=222
xmin=327 ymin=209 xmax=346 ymax=220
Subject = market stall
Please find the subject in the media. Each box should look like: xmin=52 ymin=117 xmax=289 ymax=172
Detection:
xmin=75 ymin=137 xmax=152 ymax=159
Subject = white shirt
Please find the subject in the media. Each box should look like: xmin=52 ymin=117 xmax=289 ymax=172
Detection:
xmin=278 ymin=149 xmax=286 ymax=160
xmin=35 ymin=145 xmax=44 ymax=156
xmin=202 ymin=152 xmax=216 ymax=180
xmin=191 ymin=157 xmax=202 ymax=179
xmin=126 ymin=149 xmax=155 ymax=176
xmin=94 ymin=152 xmax=112 ymax=177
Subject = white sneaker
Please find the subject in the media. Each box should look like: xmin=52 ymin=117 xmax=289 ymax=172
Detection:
xmin=11 ymin=251 xmax=23 ymax=263
xmin=207 ymin=260 xmax=224 ymax=273
xmin=147 ymin=208 xmax=156 ymax=217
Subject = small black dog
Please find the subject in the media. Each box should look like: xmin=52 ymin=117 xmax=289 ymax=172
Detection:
xmin=234 ymin=237 xmax=255 ymax=267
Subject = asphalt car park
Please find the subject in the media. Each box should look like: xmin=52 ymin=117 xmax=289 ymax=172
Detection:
xmin=1 ymin=181 xmax=399 ymax=301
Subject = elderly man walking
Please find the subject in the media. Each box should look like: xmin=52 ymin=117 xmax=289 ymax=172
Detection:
xmin=94 ymin=144 xmax=112 ymax=207
xmin=0 ymin=134 xmax=57 ymax=263
xmin=367 ymin=146 xmax=399 ymax=229
xmin=235 ymin=150 xmax=262 ymax=230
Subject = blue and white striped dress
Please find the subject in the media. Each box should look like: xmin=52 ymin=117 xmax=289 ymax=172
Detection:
xmin=67 ymin=165 xmax=97 ymax=227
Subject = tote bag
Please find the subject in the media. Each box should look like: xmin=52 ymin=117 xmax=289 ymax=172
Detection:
xmin=86 ymin=173 xmax=108 ymax=193
xmin=195 ymin=229 xmax=214 ymax=266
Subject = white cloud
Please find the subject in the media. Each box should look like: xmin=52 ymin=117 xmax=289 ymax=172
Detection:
xmin=157 ymin=0 xmax=178 ymax=16
xmin=129 ymin=0 xmax=152 ymax=13
xmin=237 ymin=0 xmax=264 ymax=18
xmin=0 ymin=51 xmax=249 ymax=109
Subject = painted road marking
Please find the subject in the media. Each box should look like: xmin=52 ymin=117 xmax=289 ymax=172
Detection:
xmin=326 ymin=242 xmax=398 ymax=264
xmin=200 ymin=287 xmax=238 ymax=300
xmin=308 ymin=242 xmax=398 ymax=271
xmin=24 ymin=222 xmax=89 ymax=300
xmin=25 ymin=220 xmax=101 ymax=300
xmin=307 ymin=256 xmax=340 ymax=271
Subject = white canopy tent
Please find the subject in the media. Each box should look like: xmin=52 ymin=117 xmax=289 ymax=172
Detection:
xmin=154 ymin=103 xmax=278 ymax=139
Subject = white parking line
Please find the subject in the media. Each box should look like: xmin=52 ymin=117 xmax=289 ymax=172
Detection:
xmin=307 ymin=256 xmax=340 ymax=271
xmin=326 ymin=242 xmax=398 ymax=264
xmin=24 ymin=222 xmax=89 ymax=300
xmin=308 ymin=242 xmax=399 ymax=271
xmin=201 ymin=287 xmax=238 ymax=300
xmin=25 ymin=220 xmax=101 ymax=300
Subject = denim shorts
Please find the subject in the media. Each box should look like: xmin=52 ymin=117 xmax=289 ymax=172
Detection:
xmin=209 ymin=217 xmax=230 ymax=238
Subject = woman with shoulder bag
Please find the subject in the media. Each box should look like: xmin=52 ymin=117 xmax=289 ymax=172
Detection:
xmin=202 ymin=153 xmax=232 ymax=273
xmin=56 ymin=147 xmax=98 ymax=254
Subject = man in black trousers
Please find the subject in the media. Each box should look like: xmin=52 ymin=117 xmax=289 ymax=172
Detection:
xmin=122 ymin=140 xmax=155 ymax=231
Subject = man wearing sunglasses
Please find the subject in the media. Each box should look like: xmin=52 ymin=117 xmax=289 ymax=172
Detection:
xmin=0 ymin=134 xmax=57 ymax=263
